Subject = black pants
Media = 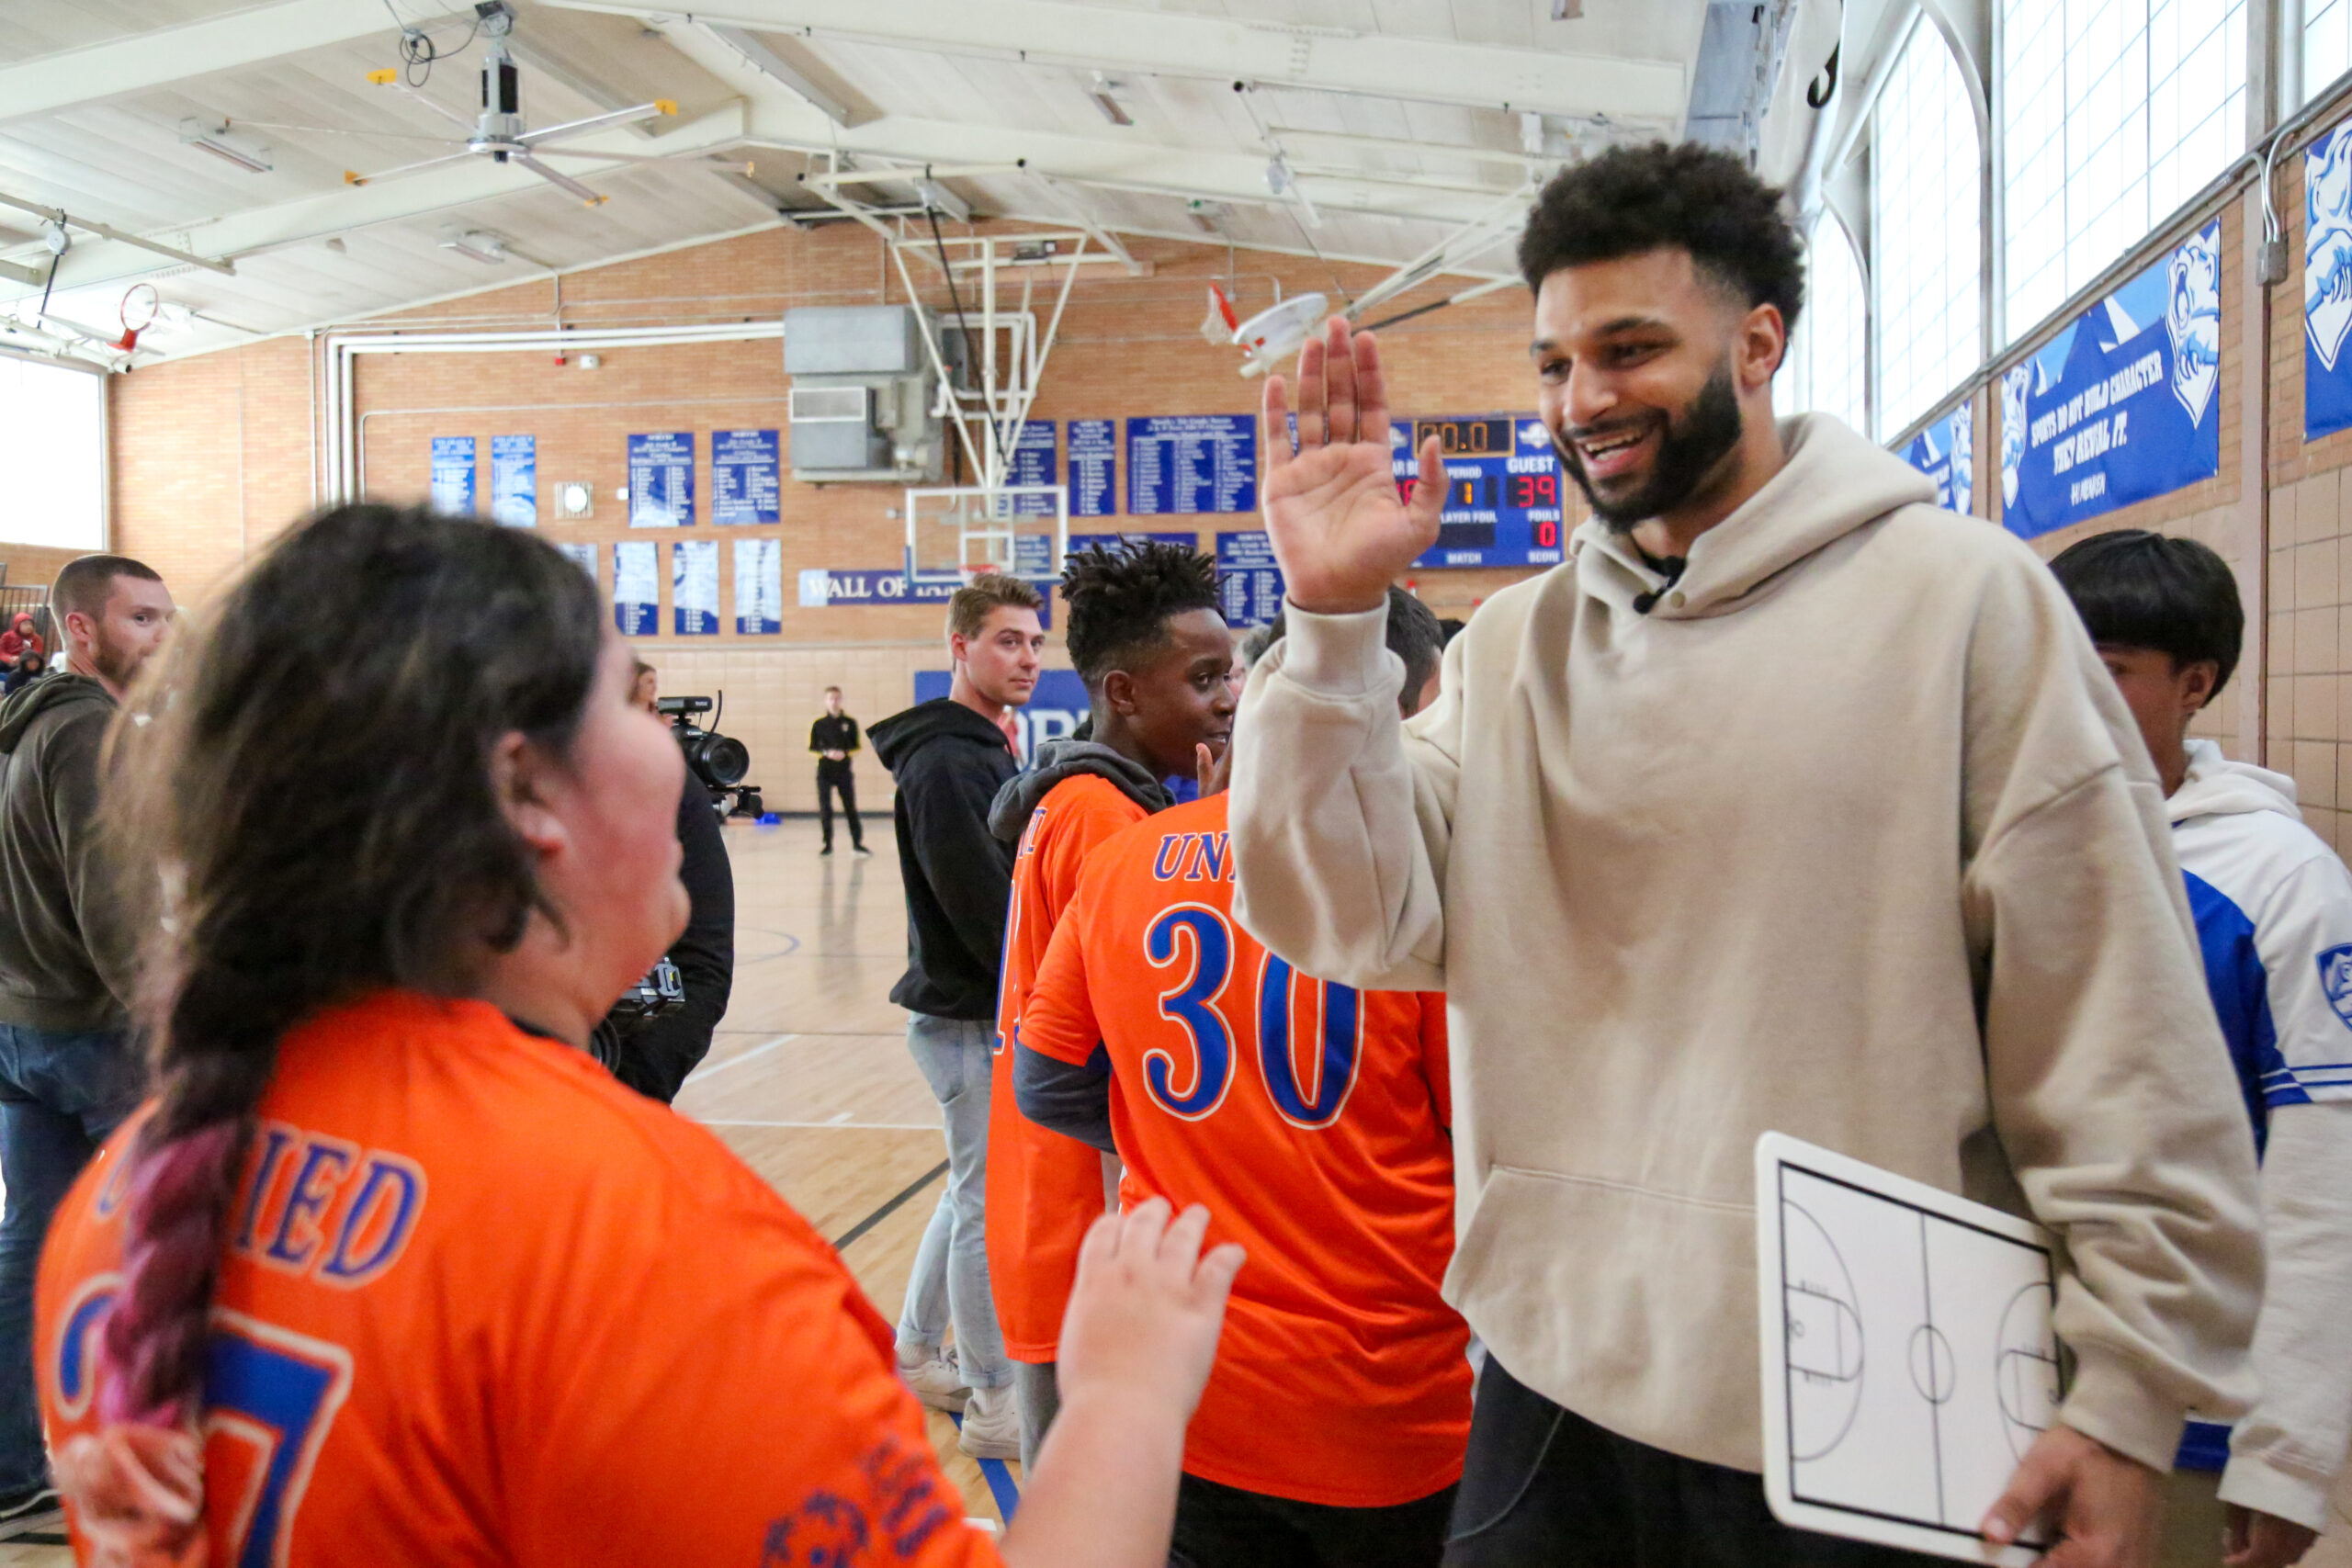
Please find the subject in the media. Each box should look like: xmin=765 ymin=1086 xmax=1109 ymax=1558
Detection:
xmin=817 ymin=763 xmax=863 ymax=849
xmin=1443 ymin=1359 xmax=1943 ymax=1568
xmin=1172 ymin=1472 xmax=1456 ymax=1568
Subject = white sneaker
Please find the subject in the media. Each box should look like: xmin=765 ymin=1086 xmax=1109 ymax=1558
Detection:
xmin=956 ymin=1382 xmax=1019 ymax=1461
xmin=897 ymin=1343 xmax=969 ymax=1412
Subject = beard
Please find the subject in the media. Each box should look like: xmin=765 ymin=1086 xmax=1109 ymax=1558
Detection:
xmin=1555 ymin=361 xmax=1746 ymax=532
xmin=85 ymin=624 xmax=149 ymax=692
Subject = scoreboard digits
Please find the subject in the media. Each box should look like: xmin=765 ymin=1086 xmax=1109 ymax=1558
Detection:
xmin=1390 ymin=414 xmax=1568 ymax=569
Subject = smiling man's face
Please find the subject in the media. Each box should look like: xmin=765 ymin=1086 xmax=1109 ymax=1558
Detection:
xmin=1531 ymin=246 xmax=1757 ymax=531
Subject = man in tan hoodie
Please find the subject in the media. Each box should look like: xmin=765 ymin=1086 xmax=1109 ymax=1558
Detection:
xmin=1229 ymin=142 xmax=2264 ymax=1568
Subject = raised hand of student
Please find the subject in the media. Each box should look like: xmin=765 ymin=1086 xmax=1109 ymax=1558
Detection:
xmin=999 ymin=1198 xmax=1243 ymax=1568
xmin=2222 ymin=1505 xmax=2319 ymax=1568
xmin=1194 ymin=739 xmax=1233 ymax=798
xmin=1980 ymin=1423 xmax=2163 ymax=1568
xmin=1261 ymin=317 xmax=1446 ymax=615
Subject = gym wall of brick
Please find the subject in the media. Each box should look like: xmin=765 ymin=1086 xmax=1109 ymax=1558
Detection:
xmin=74 ymin=164 xmax=2352 ymax=829
xmin=97 ymin=222 xmax=1556 ymax=811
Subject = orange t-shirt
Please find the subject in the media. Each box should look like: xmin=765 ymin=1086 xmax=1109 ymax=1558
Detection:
xmin=1019 ymin=795 xmax=1469 ymax=1508
xmin=986 ymin=773 xmax=1149 ymax=1361
xmin=37 ymin=991 xmax=997 ymax=1568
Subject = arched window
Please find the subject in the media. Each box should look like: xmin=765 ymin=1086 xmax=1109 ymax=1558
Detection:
xmin=1872 ymin=13 xmax=1983 ymax=439
xmin=2002 ymin=0 xmax=2247 ymax=334
xmin=1783 ymin=213 xmax=1870 ymax=435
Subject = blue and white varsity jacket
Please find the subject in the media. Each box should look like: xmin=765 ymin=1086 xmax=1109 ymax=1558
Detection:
xmin=2172 ymin=739 xmax=2352 ymax=1526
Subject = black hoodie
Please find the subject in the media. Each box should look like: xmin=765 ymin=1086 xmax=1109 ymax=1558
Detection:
xmin=870 ymin=697 xmax=1021 ymax=1021
xmin=0 ymin=674 xmax=138 ymax=1032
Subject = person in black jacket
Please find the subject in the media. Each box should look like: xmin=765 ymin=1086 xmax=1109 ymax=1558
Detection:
xmin=590 ymin=662 xmax=736 ymax=1104
xmin=866 ymin=571 xmax=1044 ymax=1447
xmin=808 ymin=686 xmax=868 ymax=856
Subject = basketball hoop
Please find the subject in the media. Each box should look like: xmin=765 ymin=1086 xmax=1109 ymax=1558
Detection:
xmin=113 ymin=283 xmax=160 ymax=353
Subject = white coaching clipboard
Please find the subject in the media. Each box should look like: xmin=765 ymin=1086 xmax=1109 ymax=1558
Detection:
xmin=1756 ymin=1133 xmax=2064 ymax=1565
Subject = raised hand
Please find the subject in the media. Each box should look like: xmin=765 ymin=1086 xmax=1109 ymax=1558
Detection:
xmin=1054 ymin=1197 xmax=1243 ymax=1424
xmin=1262 ymin=317 xmax=1447 ymax=615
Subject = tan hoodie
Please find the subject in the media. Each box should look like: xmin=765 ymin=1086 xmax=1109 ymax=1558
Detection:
xmin=1229 ymin=413 xmax=2262 ymax=1475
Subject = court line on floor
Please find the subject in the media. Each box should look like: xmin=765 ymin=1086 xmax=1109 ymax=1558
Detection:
xmin=699 ymin=1118 xmax=941 ymax=1130
xmin=831 ymin=1159 xmax=949 ymax=1252
xmin=950 ymin=1411 xmax=1023 ymax=1520
xmin=679 ymin=1032 xmax=798 ymax=1087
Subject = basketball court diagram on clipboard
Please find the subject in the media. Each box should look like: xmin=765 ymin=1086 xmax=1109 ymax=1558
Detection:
xmin=1756 ymin=1134 xmax=2065 ymax=1565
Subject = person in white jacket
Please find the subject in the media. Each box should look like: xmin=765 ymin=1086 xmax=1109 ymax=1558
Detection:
xmin=2052 ymin=529 xmax=2352 ymax=1568
xmin=1228 ymin=142 xmax=2263 ymax=1568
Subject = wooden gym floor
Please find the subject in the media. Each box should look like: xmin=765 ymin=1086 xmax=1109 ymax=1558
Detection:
xmin=0 ymin=809 xmax=1007 ymax=1562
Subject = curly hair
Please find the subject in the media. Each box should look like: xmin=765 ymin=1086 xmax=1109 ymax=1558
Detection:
xmin=1518 ymin=142 xmax=1804 ymax=336
xmin=1059 ymin=540 xmax=1222 ymax=687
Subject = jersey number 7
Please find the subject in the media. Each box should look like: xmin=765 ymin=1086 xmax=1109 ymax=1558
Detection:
xmin=1144 ymin=905 xmax=1363 ymax=1129
xmin=56 ymin=1286 xmax=353 ymax=1568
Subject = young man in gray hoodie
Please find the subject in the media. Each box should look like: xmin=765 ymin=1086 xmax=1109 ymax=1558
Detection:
xmin=1230 ymin=143 xmax=2263 ymax=1567
xmin=0 ymin=553 xmax=171 ymax=1532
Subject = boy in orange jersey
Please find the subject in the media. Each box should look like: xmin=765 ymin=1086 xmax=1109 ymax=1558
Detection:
xmin=981 ymin=540 xmax=1238 ymax=1470
xmin=1012 ymin=598 xmax=1464 ymax=1568
xmin=1012 ymin=778 xmax=1464 ymax=1567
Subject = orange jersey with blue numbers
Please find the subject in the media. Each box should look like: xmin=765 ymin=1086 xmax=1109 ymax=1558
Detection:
xmin=36 ymin=990 xmax=997 ymax=1568
xmin=1018 ymin=794 xmax=1468 ymax=1507
xmin=986 ymin=772 xmax=1148 ymax=1360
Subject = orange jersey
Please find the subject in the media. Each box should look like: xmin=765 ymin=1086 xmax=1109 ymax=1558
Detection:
xmin=986 ymin=773 xmax=1148 ymax=1360
xmin=37 ymin=991 xmax=996 ymax=1568
xmin=1018 ymin=794 xmax=1468 ymax=1508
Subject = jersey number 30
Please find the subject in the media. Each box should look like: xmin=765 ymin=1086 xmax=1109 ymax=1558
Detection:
xmin=1143 ymin=905 xmax=1362 ymax=1128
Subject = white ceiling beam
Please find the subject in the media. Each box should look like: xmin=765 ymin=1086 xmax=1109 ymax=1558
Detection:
xmin=648 ymin=24 xmax=1525 ymax=225
xmin=0 ymin=0 xmax=467 ymax=124
xmin=699 ymin=24 xmax=854 ymax=126
xmin=0 ymin=105 xmax=750 ymax=302
xmin=547 ymin=0 xmax=1686 ymax=124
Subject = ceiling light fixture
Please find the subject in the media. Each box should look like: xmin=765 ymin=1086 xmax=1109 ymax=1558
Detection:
xmin=176 ymin=119 xmax=274 ymax=175
xmin=441 ymin=231 xmax=509 ymax=265
xmin=1089 ymin=72 xmax=1134 ymax=127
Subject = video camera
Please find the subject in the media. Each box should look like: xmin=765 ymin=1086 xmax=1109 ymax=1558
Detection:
xmin=655 ymin=694 xmax=763 ymax=817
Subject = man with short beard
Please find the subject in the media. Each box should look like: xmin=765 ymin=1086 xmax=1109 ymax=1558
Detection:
xmin=1229 ymin=143 xmax=2264 ymax=1568
xmin=0 ymin=552 xmax=172 ymax=1535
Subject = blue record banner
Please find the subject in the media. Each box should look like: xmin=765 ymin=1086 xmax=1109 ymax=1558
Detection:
xmin=2308 ymin=122 xmax=2352 ymax=440
xmin=711 ymin=429 xmax=780 ymax=525
xmin=1216 ymin=531 xmax=1285 ymax=626
xmin=1902 ymin=403 xmax=1974 ymax=515
xmin=1999 ymin=220 xmax=2221 ymax=539
xmin=1127 ymin=415 xmax=1256 ymax=515
xmin=555 ymin=541 xmax=596 ymax=581
xmin=628 ymin=432 xmax=695 ymax=527
xmin=1069 ymin=420 xmax=1117 ymax=516
xmin=673 ymin=539 xmax=718 ymax=635
xmin=735 ymin=539 xmax=782 ymax=634
xmin=490 ymin=434 xmax=535 ymax=526
xmin=1012 ymin=420 xmax=1058 ymax=516
xmin=430 ymin=436 xmax=476 ymax=515
xmin=613 ymin=541 xmax=658 ymax=635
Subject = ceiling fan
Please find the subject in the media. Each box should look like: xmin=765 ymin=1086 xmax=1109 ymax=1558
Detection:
xmin=345 ymin=2 xmax=750 ymax=206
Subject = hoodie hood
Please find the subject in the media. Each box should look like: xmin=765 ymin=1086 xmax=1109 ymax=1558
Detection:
xmin=869 ymin=696 xmax=1011 ymax=776
xmin=2169 ymin=738 xmax=2301 ymax=826
xmin=989 ymin=739 xmax=1172 ymax=841
xmin=0 ymin=673 xmax=108 ymax=755
xmin=1574 ymin=413 xmax=1938 ymax=619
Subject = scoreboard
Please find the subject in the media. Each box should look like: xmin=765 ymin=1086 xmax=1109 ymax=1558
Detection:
xmin=1390 ymin=414 xmax=1568 ymax=570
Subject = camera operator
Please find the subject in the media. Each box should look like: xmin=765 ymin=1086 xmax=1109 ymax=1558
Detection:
xmin=590 ymin=660 xmax=735 ymax=1102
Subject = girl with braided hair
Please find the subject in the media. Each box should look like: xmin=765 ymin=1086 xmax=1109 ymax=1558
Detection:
xmin=33 ymin=504 xmax=1239 ymax=1568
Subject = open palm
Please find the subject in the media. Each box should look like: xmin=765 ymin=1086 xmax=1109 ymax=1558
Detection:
xmin=1261 ymin=317 xmax=1447 ymax=615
